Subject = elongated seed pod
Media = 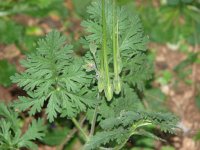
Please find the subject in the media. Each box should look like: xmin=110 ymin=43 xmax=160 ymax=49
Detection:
xmin=102 ymin=0 xmax=113 ymax=101
xmin=112 ymin=0 xmax=121 ymax=94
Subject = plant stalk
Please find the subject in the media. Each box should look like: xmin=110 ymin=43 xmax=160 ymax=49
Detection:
xmin=114 ymin=122 xmax=152 ymax=150
xmin=72 ymin=118 xmax=89 ymax=141
xmin=89 ymin=105 xmax=98 ymax=137
xmin=57 ymin=116 xmax=86 ymax=150
xmin=57 ymin=128 xmax=77 ymax=150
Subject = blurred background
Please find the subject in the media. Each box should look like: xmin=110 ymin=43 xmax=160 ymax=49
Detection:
xmin=0 ymin=0 xmax=200 ymax=149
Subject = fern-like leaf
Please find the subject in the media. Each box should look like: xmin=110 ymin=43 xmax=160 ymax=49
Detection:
xmin=18 ymin=119 xmax=45 ymax=149
xmin=0 ymin=103 xmax=45 ymax=150
xmin=84 ymin=127 xmax=129 ymax=150
xmin=11 ymin=30 xmax=95 ymax=122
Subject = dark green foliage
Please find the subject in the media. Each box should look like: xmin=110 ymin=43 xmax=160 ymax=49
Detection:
xmin=174 ymin=52 xmax=198 ymax=83
xmin=0 ymin=0 xmax=67 ymax=18
xmin=0 ymin=20 xmax=23 ymax=44
xmin=0 ymin=60 xmax=16 ymax=87
xmin=101 ymin=111 xmax=177 ymax=133
xmin=84 ymin=85 xmax=178 ymax=149
xmin=167 ymin=0 xmax=193 ymax=5
xmin=11 ymin=31 xmax=95 ymax=122
xmin=85 ymin=110 xmax=177 ymax=149
xmin=42 ymin=127 xmax=69 ymax=146
xmin=136 ymin=0 xmax=200 ymax=44
xmin=0 ymin=103 xmax=45 ymax=150
xmin=86 ymin=84 xmax=143 ymax=123
xmin=84 ymin=127 xmax=130 ymax=150
xmin=144 ymin=88 xmax=167 ymax=112
xmin=174 ymin=52 xmax=198 ymax=72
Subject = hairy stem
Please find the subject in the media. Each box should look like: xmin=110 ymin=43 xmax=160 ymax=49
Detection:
xmin=57 ymin=128 xmax=77 ymax=150
xmin=57 ymin=117 xmax=86 ymax=150
xmin=114 ymin=122 xmax=152 ymax=150
xmin=115 ymin=139 xmax=129 ymax=150
xmin=72 ymin=118 xmax=89 ymax=141
xmin=90 ymin=105 xmax=98 ymax=137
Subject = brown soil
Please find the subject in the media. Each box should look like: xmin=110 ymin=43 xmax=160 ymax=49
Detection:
xmin=150 ymin=43 xmax=200 ymax=150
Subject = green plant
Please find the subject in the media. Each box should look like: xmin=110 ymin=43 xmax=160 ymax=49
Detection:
xmin=0 ymin=60 xmax=16 ymax=87
xmin=0 ymin=0 xmax=67 ymax=17
xmin=0 ymin=0 xmax=178 ymax=149
xmin=136 ymin=0 xmax=200 ymax=44
xmin=0 ymin=103 xmax=45 ymax=150
xmin=0 ymin=0 xmax=68 ymax=54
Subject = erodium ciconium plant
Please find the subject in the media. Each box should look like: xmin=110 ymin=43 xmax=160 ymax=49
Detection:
xmin=0 ymin=0 xmax=179 ymax=150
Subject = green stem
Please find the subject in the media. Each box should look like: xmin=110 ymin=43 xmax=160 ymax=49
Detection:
xmin=114 ymin=139 xmax=129 ymax=150
xmin=114 ymin=130 xmax=134 ymax=150
xmin=89 ymin=106 xmax=98 ymax=136
xmin=114 ymin=122 xmax=152 ymax=150
xmin=72 ymin=118 xmax=89 ymax=141
xmin=57 ymin=128 xmax=77 ymax=150
xmin=57 ymin=117 xmax=87 ymax=150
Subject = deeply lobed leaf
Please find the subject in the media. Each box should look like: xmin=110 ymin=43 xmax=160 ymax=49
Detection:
xmin=11 ymin=30 xmax=95 ymax=122
xmin=0 ymin=103 xmax=45 ymax=150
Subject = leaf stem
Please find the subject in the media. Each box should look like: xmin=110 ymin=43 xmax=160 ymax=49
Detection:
xmin=57 ymin=128 xmax=77 ymax=150
xmin=57 ymin=116 xmax=86 ymax=150
xmin=90 ymin=106 xmax=98 ymax=137
xmin=72 ymin=118 xmax=89 ymax=141
xmin=114 ymin=139 xmax=129 ymax=150
xmin=114 ymin=122 xmax=152 ymax=150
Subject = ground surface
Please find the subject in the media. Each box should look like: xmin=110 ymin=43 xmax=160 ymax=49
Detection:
xmin=151 ymin=43 xmax=200 ymax=150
